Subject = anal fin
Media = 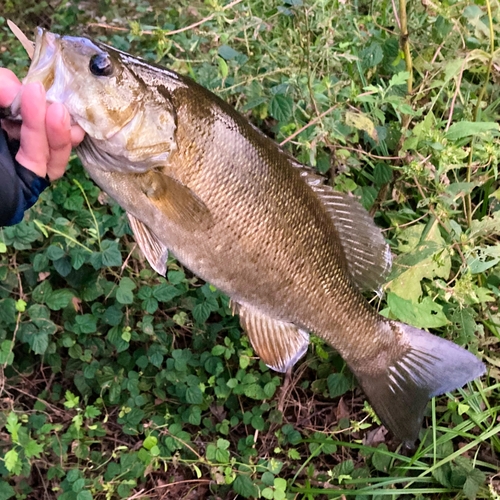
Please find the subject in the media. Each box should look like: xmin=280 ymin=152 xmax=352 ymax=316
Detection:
xmin=231 ymin=301 xmax=309 ymax=373
xmin=127 ymin=213 xmax=169 ymax=276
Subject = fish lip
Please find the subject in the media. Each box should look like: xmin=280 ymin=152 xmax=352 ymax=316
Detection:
xmin=10 ymin=28 xmax=67 ymax=119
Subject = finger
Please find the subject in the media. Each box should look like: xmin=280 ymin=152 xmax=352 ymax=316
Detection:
xmin=15 ymin=82 xmax=50 ymax=178
xmin=0 ymin=69 xmax=22 ymax=108
xmin=70 ymin=123 xmax=86 ymax=147
xmin=45 ymin=102 xmax=72 ymax=180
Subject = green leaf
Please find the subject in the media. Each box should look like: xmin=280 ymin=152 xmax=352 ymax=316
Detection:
xmin=167 ymin=270 xmax=185 ymax=284
xmin=101 ymin=240 xmax=123 ymax=267
xmin=218 ymin=44 xmax=241 ymax=60
xmin=387 ymin=293 xmax=450 ymax=328
xmin=269 ymin=94 xmax=293 ymax=122
xmin=143 ymin=435 xmax=158 ymax=450
xmin=6 ymin=412 xmax=20 ymax=441
xmin=327 ymin=373 xmax=351 ymax=398
xmin=185 ymin=385 xmax=204 ymax=404
xmin=153 ymin=284 xmax=181 ymax=302
xmin=76 ymin=491 xmax=93 ymax=500
xmin=462 ymin=467 xmax=485 ymax=500
xmin=4 ymin=449 xmax=20 ymax=473
xmin=445 ymin=121 xmax=499 ymax=141
xmin=232 ymin=474 xmax=259 ymax=498
xmin=193 ymin=302 xmax=211 ymax=324
xmin=46 ymin=289 xmax=74 ymax=310
xmin=360 ymin=42 xmax=383 ymax=68
xmin=30 ymin=331 xmax=49 ymax=355
xmin=116 ymin=277 xmax=136 ymax=304
xmin=24 ymin=439 xmax=43 ymax=458
xmin=0 ymin=481 xmax=15 ymax=500
xmin=372 ymin=444 xmax=391 ymax=472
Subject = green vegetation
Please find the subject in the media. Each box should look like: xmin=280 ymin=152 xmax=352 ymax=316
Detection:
xmin=0 ymin=0 xmax=499 ymax=498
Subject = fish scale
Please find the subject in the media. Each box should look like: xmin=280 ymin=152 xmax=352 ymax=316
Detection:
xmin=7 ymin=25 xmax=486 ymax=447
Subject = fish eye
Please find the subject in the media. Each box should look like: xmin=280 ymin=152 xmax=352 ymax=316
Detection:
xmin=89 ymin=53 xmax=114 ymax=77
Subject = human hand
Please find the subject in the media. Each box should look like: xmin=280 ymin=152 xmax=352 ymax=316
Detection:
xmin=0 ymin=68 xmax=85 ymax=181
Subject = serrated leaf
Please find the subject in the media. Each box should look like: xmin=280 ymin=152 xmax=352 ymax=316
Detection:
xmin=372 ymin=444 xmax=391 ymax=472
xmin=327 ymin=373 xmax=351 ymax=398
xmin=30 ymin=331 xmax=49 ymax=355
xmin=445 ymin=121 xmax=499 ymax=141
xmin=387 ymin=224 xmax=451 ymax=301
xmin=360 ymin=42 xmax=383 ymax=68
xmin=24 ymin=439 xmax=43 ymax=458
xmin=46 ymin=289 xmax=74 ymax=311
xmin=463 ymin=468 xmax=485 ymax=500
xmin=101 ymin=240 xmax=123 ymax=267
xmin=153 ymin=284 xmax=181 ymax=302
xmin=193 ymin=302 xmax=211 ymax=324
xmin=387 ymin=293 xmax=449 ymax=328
xmin=185 ymin=385 xmax=204 ymax=404
xmin=269 ymin=94 xmax=293 ymax=121
xmin=4 ymin=449 xmax=20 ymax=473
xmin=0 ymin=480 xmax=15 ymax=500
xmin=232 ymin=474 xmax=259 ymax=498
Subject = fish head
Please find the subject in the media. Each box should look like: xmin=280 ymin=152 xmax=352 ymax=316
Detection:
xmin=16 ymin=27 xmax=177 ymax=171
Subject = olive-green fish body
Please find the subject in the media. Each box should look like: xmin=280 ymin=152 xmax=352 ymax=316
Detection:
xmin=12 ymin=27 xmax=485 ymax=446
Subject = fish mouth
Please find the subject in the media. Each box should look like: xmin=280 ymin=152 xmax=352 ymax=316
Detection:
xmin=9 ymin=27 xmax=62 ymax=116
xmin=26 ymin=28 xmax=61 ymax=91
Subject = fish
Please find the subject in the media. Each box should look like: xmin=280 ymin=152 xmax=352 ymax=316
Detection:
xmin=6 ymin=25 xmax=485 ymax=446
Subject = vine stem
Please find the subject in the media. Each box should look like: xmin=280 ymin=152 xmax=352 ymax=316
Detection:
xmin=399 ymin=0 xmax=413 ymax=95
xmin=465 ymin=0 xmax=495 ymax=227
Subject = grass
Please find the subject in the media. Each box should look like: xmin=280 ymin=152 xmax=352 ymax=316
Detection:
xmin=0 ymin=0 xmax=499 ymax=498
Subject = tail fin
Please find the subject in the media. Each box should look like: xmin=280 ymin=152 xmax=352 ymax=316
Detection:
xmin=355 ymin=321 xmax=485 ymax=447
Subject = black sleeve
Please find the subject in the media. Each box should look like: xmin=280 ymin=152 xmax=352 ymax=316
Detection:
xmin=0 ymin=129 xmax=50 ymax=227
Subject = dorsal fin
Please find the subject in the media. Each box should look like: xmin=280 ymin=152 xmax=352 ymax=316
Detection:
xmin=291 ymin=161 xmax=392 ymax=294
xmin=231 ymin=301 xmax=309 ymax=373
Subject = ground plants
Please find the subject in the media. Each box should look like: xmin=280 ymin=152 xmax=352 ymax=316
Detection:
xmin=0 ymin=0 xmax=499 ymax=498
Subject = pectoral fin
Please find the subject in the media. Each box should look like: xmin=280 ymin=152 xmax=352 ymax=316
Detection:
xmin=127 ymin=213 xmax=169 ymax=276
xmin=139 ymin=171 xmax=213 ymax=231
xmin=231 ymin=301 xmax=309 ymax=373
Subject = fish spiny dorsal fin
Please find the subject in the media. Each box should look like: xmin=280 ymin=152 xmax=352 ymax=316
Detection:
xmin=127 ymin=213 xmax=169 ymax=276
xmin=231 ymin=301 xmax=309 ymax=373
xmin=291 ymin=160 xmax=392 ymax=294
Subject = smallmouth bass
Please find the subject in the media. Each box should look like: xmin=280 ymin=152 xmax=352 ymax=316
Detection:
xmin=6 ymin=26 xmax=485 ymax=446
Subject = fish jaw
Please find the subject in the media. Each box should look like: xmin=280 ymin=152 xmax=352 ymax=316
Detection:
xmin=14 ymin=28 xmax=178 ymax=171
